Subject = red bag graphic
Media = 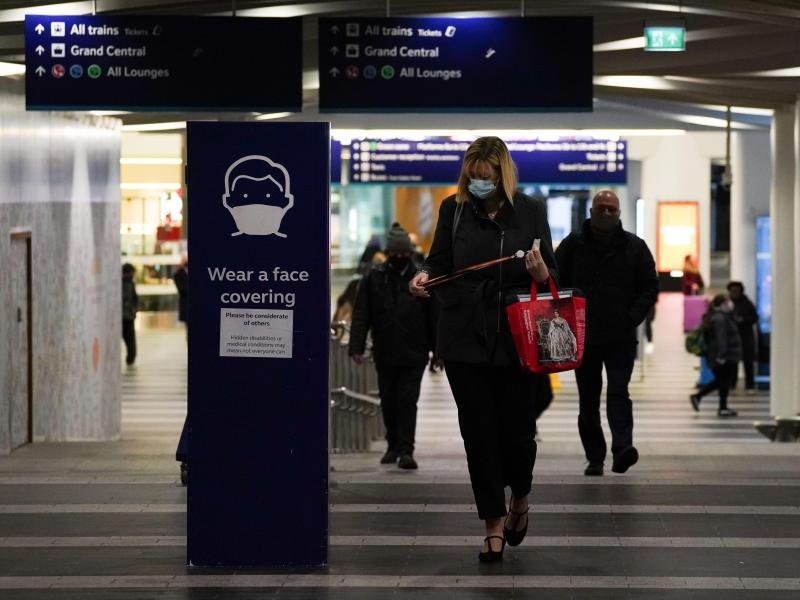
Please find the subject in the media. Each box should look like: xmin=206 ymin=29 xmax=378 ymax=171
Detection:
xmin=505 ymin=278 xmax=586 ymax=374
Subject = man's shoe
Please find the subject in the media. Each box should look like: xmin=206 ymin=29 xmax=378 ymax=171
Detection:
xmin=690 ymin=394 xmax=701 ymax=411
xmin=612 ymin=446 xmax=639 ymax=474
xmin=584 ymin=462 xmax=604 ymax=476
xmin=380 ymin=450 xmax=399 ymax=464
xmin=397 ymin=454 xmax=418 ymax=470
xmin=718 ymin=408 xmax=738 ymax=417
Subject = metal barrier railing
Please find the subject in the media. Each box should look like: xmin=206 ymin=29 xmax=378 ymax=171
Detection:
xmin=330 ymin=321 xmax=384 ymax=453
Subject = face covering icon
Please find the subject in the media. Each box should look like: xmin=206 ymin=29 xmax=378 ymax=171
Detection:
xmin=222 ymin=155 xmax=294 ymax=237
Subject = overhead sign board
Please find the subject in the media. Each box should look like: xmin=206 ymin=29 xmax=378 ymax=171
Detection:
xmin=644 ymin=25 xmax=685 ymax=51
xmin=319 ymin=17 xmax=592 ymax=112
xmin=349 ymin=138 xmax=627 ymax=184
xmin=25 ymin=15 xmax=302 ymax=111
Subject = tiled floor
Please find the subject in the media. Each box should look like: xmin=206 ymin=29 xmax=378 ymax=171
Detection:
xmin=1 ymin=293 xmax=799 ymax=599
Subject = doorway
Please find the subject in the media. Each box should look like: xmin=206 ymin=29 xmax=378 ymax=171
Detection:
xmin=9 ymin=231 xmax=32 ymax=450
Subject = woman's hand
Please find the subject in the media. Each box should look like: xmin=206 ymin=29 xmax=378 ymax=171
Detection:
xmin=525 ymin=241 xmax=550 ymax=284
xmin=409 ymin=271 xmax=430 ymax=298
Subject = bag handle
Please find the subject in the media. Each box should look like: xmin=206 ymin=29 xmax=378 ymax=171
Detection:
xmin=530 ymin=276 xmax=559 ymax=301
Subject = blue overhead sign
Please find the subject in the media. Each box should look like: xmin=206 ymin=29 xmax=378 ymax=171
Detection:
xmin=349 ymin=138 xmax=627 ymax=184
xmin=186 ymin=122 xmax=330 ymax=567
xmin=25 ymin=15 xmax=302 ymax=111
xmin=319 ymin=17 xmax=593 ymax=112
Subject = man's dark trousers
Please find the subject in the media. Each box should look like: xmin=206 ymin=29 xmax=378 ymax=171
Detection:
xmin=376 ymin=363 xmax=426 ymax=456
xmin=574 ymin=342 xmax=637 ymax=464
xmin=122 ymin=319 xmax=136 ymax=364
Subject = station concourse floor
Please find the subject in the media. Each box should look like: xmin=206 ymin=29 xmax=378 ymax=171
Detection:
xmin=1 ymin=293 xmax=799 ymax=599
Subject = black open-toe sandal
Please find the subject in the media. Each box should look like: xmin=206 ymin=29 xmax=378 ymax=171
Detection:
xmin=478 ymin=535 xmax=505 ymax=562
xmin=503 ymin=499 xmax=529 ymax=547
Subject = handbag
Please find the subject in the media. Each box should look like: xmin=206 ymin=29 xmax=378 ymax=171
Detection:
xmin=506 ymin=277 xmax=586 ymax=374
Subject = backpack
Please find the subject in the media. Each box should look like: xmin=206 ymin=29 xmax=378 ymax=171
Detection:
xmin=684 ymin=326 xmax=706 ymax=356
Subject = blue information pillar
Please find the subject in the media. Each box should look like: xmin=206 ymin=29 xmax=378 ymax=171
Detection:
xmin=186 ymin=122 xmax=330 ymax=567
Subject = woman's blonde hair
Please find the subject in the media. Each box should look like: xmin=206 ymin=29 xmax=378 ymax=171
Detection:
xmin=456 ymin=136 xmax=518 ymax=204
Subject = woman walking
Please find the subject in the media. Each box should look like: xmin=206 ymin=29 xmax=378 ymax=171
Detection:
xmin=410 ymin=136 xmax=557 ymax=562
xmin=690 ymin=294 xmax=742 ymax=417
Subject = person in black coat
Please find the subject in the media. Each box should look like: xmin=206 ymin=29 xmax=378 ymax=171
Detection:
xmin=555 ymin=190 xmax=658 ymax=477
xmin=690 ymin=294 xmax=742 ymax=416
xmin=173 ymin=256 xmax=188 ymax=332
xmin=349 ymin=223 xmax=435 ymax=471
xmin=726 ymin=281 xmax=757 ymax=392
xmin=121 ymin=263 xmax=138 ymax=366
xmin=410 ymin=136 xmax=557 ymax=562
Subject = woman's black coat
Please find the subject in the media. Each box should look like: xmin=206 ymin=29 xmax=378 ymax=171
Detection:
xmin=423 ymin=192 xmax=558 ymax=365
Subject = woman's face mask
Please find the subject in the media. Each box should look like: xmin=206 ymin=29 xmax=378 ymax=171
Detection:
xmin=468 ymin=178 xmax=497 ymax=200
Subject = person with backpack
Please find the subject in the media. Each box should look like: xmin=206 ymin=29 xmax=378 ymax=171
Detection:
xmin=690 ymin=294 xmax=742 ymax=417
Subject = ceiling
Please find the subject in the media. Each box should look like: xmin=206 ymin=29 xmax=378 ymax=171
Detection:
xmin=1 ymin=0 xmax=797 ymax=130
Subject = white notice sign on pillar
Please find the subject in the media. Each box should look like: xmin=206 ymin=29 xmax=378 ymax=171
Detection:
xmin=219 ymin=308 xmax=293 ymax=358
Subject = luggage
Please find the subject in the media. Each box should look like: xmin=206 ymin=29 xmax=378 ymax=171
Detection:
xmin=683 ymin=295 xmax=708 ymax=333
xmin=506 ymin=277 xmax=586 ymax=374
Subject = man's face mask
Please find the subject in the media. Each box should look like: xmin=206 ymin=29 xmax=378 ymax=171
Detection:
xmin=387 ymin=253 xmax=411 ymax=268
xmin=590 ymin=206 xmax=620 ymax=232
xmin=468 ymin=178 xmax=497 ymax=200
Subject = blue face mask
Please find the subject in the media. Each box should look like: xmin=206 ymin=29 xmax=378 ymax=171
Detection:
xmin=468 ymin=178 xmax=496 ymax=200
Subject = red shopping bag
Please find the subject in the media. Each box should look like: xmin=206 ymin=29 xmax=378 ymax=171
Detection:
xmin=505 ymin=278 xmax=586 ymax=374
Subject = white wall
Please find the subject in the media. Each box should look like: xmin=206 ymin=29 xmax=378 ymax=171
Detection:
xmin=730 ymin=131 xmax=771 ymax=296
xmin=628 ymin=132 xmax=726 ymax=285
xmin=0 ymin=80 xmax=121 ymax=453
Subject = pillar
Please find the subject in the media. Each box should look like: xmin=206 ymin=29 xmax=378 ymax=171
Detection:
xmin=794 ymin=96 xmax=800 ymax=416
xmin=730 ymin=132 xmax=771 ymax=295
xmin=769 ymin=105 xmax=797 ymax=417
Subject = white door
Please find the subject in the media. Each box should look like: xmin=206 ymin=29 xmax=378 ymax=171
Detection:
xmin=9 ymin=236 xmax=31 ymax=450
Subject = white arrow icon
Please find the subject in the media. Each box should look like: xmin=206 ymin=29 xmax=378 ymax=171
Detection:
xmin=330 ymin=46 xmax=339 ymax=55
xmin=35 ymin=45 xmax=45 ymax=55
xmin=35 ymin=66 xmax=45 ymax=77
xmin=485 ymin=48 xmax=496 ymax=58
xmin=329 ymin=66 xmax=340 ymax=77
xmin=330 ymin=25 xmax=339 ymax=34
xmin=34 ymin=23 xmax=44 ymax=34
xmin=667 ymin=32 xmax=678 ymax=44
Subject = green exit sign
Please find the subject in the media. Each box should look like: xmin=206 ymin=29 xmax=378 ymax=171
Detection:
xmin=644 ymin=26 xmax=685 ymax=51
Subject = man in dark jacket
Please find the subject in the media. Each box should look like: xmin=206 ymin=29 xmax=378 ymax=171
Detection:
xmin=555 ymin=190 xmax=658 ymax=476
xmin=121 ymin=263 xmax=138 ymax=366
xmin=726 ymin=281 xmax=757 ymax=392
xmin=349 ymin=224 xmax=435 ymax=469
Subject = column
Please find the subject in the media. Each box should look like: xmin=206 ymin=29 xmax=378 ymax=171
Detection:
xmin=769 ymin=105 xmax=797 ymax=417
xmin=794 ymin=96 xmax=800 ymax=416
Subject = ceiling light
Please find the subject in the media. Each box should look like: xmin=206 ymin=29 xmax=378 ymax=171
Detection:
xmin=744 ymin=67 xmax=800 ymax=77
xmin=331 ymin=129 xmax=685 ymax=143
xmin=0 ymin=2 xmax=92 ymax=22
xmin=217 ymin=1 xmax=365 ymax=17
xmin=122 ymin=122 xmax=186 ymax=132
xmin=593 ymin=76 xmax=676 ymax=90
xmin=594 ymin=37 xmax=645 ymax=52
xmin=120 ymin=158 xmax=183 ymax=165
xmin=0 ymin=61 xmax=25 ymax=76
xmin=120 ymin=182 xmax=182 ymax=190
xmin=254 ymin=112 xmax=292 ymax=121
xmin=670 ymin=114 xmax=758 ymax=129
xmin=89 ymin=110 xmax=130 ymax=116
xmin=696 ymin=105 xmax=774 ymax=116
